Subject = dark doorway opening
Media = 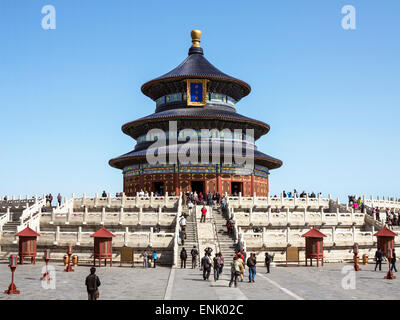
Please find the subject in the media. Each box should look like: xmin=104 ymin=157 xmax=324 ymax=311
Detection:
xmin=153 ymin=182 xmax=164 ymax=196
xmin=191 ymin=181 xmax=204 ymax=194
xmin=231 ymin=182 xmax=242 ymax=196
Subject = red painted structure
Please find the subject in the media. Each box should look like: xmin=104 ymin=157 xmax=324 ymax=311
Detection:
xmin=302 ymin=228 xmax=326 ymax=267
xmin=91 ymin=227 xmax=115 ymax=267
xmin=374 ymin=226 xmax=398 ymax=257
xmin=4 ymin=255 xmax=20 ymax=295
xmin=16 ymin=227 xmax=40 ymax=264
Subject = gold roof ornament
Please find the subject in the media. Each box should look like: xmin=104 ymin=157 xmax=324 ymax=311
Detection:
xmin=191 ymin=29 xmax=202 ymax=47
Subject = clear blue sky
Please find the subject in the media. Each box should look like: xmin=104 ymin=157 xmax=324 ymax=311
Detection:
xmin=0 ymin=0 xmax=399 ymax=201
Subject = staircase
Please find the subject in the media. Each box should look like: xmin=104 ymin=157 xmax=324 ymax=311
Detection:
xmin=213 ymin=207 xmax=237 ymax=263
xmin=2 ymin=211 xmax=23 ymax=232
xmin=177 ymin=206 xmax=200 ymax=268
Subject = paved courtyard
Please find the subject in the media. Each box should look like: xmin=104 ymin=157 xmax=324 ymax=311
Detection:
xmin=0 ymin=261 xmax=399 ymax=300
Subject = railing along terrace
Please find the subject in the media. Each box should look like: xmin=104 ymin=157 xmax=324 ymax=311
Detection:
xmin=72 ymin=192 xmax=179 ymax=209
xmin=242 ymin=227 xmax=377 ymax=249
xmin=41 ymin=207 xmax=177 ymax=226
xmin=225 ymin=193 xmax=332 ymax=209
xmin=231 ymin=208 xmax=365 ymax=226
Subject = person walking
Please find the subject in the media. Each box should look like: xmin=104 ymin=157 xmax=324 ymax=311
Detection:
xmin=218 ymin=253 xmax=224 ymax=274
xmin=179 ymin=214 xmax=187 ymax=239
xmin=265 ymin=252 xmax=271 ymax=273
xmin=48 ymin=193 xmax=53 ymax=206
xmin=229 ymin=257 xmax=240 ymax=288
xmin=391 ymin=248 xmax=397 ymax=272
xmin=57 ymin=193 xmax=62 ymax=207
xmin=85 ymin=267 xmax=101 ymax=300
xmin=237 ymin=255 xmax=245 ymax=282
xmin=102 ymin=191 xmax=107 ymax=198
xmin=180 ymin=247 xmax=187 ymax=269
xmin=375 ymin=248 xmax=383 ymax=271
xmin=213 ymin=254 xmax=220 ymax=281
xmin=188 ymin=201 xmax=194 ymax=215
xmin=152 ymin=250 xmax=158 ymax=268
xmin=247 ymin=253 xmax=257 ymax=283
xmin=201 ymin=253 xmax=211 ymax=280
xmin=142 ymin=250 xmax=148 ymax=268
xmin=200 ymin=206 xmax=207 ymax=223
xmin=191 ymin=245 xmax=199 ymax=269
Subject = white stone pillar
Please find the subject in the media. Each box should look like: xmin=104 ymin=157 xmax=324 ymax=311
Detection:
xmin=286 ymin=226 xmax=290 ymax=244
xmin=352 ymin=225 xmax=355 ymax=243
xmin=164 ymin=192 xmax=168 ymax=206
xmin=101 ymin=207 xmax=105 ymax=225
xmin=262 ymin=227 xmax=266 ymax=246
xmin=304 ymin=207 xmax=307 ymax=224
xmin=55 ymin=226 xmax=60 ymax=243
xmin=94 ymin=193 xmax=99 ymax=207
xmin=249 ymin=207 xmax=253 ymax=224
xmin=332 ymin=226 xmax=335 ymax=243
xmin=107 ymin=193 xmax=112 ymax=207
xmin=77 ymin=226 xmax=82 ymax=245
xmin=124 ymin=227 xmax=129 ymax=246
xmin=286 ymin=207 xmax=290 ymax=224
xmin=121 ymin=192 xmax=126 ymax=207
xmin=50 ymin=208 xmax=55 ymax=225
xmin=239 ymin=192 xmax=242 ymax=206
xmin=83 ymin=207 xmax=88 ymax=225
xmin=268 ymin=207 xmax=271 ymax=224
xmin=82 ymin=193 xmax=86 ymax=207
xmin=138 ymin=207 xmax=143 ymax=225
xmin=119 ymin=207 xmax=124 ymax=225
xmin=158 ymin=206 xmax=162 ymax=225
xmin=306 ymin=194 xmax=309 ymax=207
xmin=281 ymin=193 xmax=284 ymax=205
xmin=150 ymin=192 xmax=154 ymax=206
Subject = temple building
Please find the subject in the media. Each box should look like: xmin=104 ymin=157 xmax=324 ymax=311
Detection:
xmin=109 ymin=30 xmax=282 ymax=196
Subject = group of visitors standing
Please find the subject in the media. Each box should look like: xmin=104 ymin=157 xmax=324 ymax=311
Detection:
xmin=374 ymin=247 xmax=397 ymax=272
xmin=141 ymin=249 xmax=158 ymax=268
xmin=184 ymin=191 xmax=222 ymax=207
xmin=273 ymin=190 xmax=321 ymax=199
xmin=44 ymin=193 xmax=62 ymax=206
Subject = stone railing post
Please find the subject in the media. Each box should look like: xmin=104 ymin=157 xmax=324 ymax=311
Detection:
xmin=83 ymin=206 xmax=88 ymax=225
xmin=135 ymin=192 xmax=139 ymax=207
xmin=286 ymin=207 xmax=290 ymax=224
xmin=107 ymin=193 xmax=112 ymax=208
xmin=262 ymin=227 xmax=266 ymax=246
xmin=336 ymin=208 xmax=340 ymax=224
xmin=149 ymin=231 xmax=153 ymax=247
xmin=249 ymin=207 xmax=253 ymax=224
xmin=50 ymin=208 xmax=55 ymax=224
xmin=352 ymin=225 xmax=355 ymax=243
xmin=267 ymin=194 xmax=271 ymax=206
xmin=77 ymin=226 xmax=82 ymax=245
xmin=119 ymin=207 xmax=124 ymax=225
xmin=306 ymin=194 xmax=309 ymax=207
xmin=318 ymin=193 xmax=321 ymax=207
xmin=304 ymin=208 xmax=307 ymax=224
xmin=320 ymin=207 xmax=324 ymax=224
xmin=268 ymin=207 xmax=271 ymax=224
xmin=138 ymin=207 xmax=143 ymax=225
xmin=66 ymin=207 xmax=71 ymax=225
xmin=121 ymin=192 xmax=126 ymax=207
xmin=164 ymin=192 xmax=168 ymax=207
xmin=332 ymin=226 xmax=335 ymax=243
xmin=94 ymin=193 xmax=99 ymax=207
xmin=124 ymin=227 xmax=129 ymax=246
xmin=158 ymin=206 xmax=162 ymax=225
xmin=286 ymin=226 xmax=290 ymax=244
xmin=150 ymin=192 xmax=154 ymax=206
xmin=101 ymin=207 xmax=105 ymax=225
xmin=55 ymin=226 xmax=60 ymax=244
xmin=281 ymin=193 xmax=284 ymax=205
xmin=82 ymin=193 xmax=86 ymax=207
xmin=239 ymin=192 xmax=242 ymax=206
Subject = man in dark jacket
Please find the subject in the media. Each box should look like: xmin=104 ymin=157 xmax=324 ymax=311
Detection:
xmin=85 ymin=267 xmax=101 ymax=300
xmin=191 ymin=245 xmax=199 ymax=269
xmin=391 ymin=248 xmax=397 ymax=272
xmin=375 ymin=248 xmax=383 ymax=271
xmin=265 ymin=252 xmax=271 ymax=273
xmin=180 ymin=247 xmax=187 ymax=268
xmin=247 ymin=253 xmax=257 ymax=283
xmin=201 ymin=253 xmax=211 ymax=280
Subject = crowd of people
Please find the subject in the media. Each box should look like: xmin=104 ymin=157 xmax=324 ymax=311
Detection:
xmin=272 ymin=189 xmax=322 ymax=199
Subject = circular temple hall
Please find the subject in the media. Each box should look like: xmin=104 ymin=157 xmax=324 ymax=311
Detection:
xmin=109 ymin=30 xmax=282 ymax=197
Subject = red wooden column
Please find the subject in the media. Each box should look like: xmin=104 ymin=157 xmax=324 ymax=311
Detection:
xmin=16 ymin=227 xmax=40 ymax=265
xmin=216 ymin=173 xmax=222 ymax=195
xmin=302 ymin=228 xmax=326 ymax=267
xmin=90 ymin=227 xmax=115 ymax=267
xmin=250 ymin=175 xmax=254 ymax=195
xmin=374 ymin=226 xmax=398 ymax=256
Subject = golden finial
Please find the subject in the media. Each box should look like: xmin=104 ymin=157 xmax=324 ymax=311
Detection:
xmin=191 ymin=29 xmax=202 ymax=47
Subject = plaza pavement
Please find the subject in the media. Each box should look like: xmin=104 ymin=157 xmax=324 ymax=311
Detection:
xmin=0 ymin=261 xmax=400 ymax=300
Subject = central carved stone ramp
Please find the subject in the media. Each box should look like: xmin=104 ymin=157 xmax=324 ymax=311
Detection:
xmin=213 ymin=207 xmax=237 ymax=262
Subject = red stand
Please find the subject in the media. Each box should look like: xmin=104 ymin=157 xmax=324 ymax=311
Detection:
xmin=385 ymin=260 xmax=396 ymax=279
xmin=40 ymin=258 xmax=52 ymax=281
xmin=354 ymin=254 xmax=361 ymax=271
xmin=64 ymin=252 xmax=74 ymax=272
xmin=4 ymin=267 xmax=20 ymax=295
